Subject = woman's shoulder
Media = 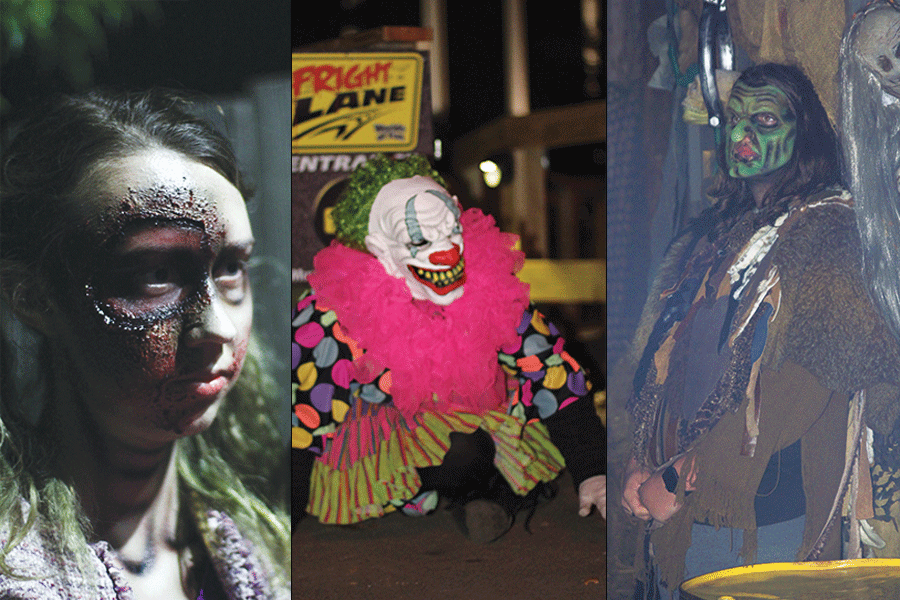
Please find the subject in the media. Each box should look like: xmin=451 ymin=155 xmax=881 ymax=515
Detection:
xmin=200 ymin=509 xmax=290 ymax=600
xmin=0 ymin=503 xmax=130 ymax=599
xmin=776 ymin=187 xmax=858 ymax=265
xmin=783 ymin=187 xmax=855 ymax=231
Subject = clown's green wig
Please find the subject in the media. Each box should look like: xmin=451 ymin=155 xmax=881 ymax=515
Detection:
xmin=332 ymin=154 xmax=447 ymax=250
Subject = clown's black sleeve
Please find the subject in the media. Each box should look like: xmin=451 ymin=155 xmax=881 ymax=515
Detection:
xmin=543 ymin=393 xmax=606 ymax=489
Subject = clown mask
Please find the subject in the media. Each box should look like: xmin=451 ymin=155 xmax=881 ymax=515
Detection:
xmin=365 ymin=176 xmax=466 ymax=305
xmin=857 ymin=7 xmax=900 ymax=100
xmin=724 ymin=82 xmax=797 ymax=180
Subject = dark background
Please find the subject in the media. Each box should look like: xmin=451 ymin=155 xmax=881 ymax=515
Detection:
xmin=2 ymin=1 xmax=290 ymax=114
xmin=3 ymin=1 xmax=602 ymax=170
xmin=291 ymin=1 xmax=605 ymax=176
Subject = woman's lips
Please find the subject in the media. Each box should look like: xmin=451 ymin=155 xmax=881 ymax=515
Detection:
xmin=161 ymin=371 xmax=234 ymax=434
xmin=167 ymin=370 xmax=234 ymax=399
xmin=733 ymin=140 xmax=759 ymax=162
xmin=181 ymin=375 xmax=229 ymax=397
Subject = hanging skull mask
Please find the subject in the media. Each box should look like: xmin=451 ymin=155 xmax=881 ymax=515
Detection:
xmin=365 ymin=176 xmax=466 ymax=305
xmin=857 ymin=7 xmax=900 ymax=99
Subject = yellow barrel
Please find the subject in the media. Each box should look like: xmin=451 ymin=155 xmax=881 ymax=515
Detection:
xmin=680 ymin=559 xmax=900 ymax=600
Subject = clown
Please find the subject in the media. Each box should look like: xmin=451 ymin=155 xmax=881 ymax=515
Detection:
xmin=840 ymin=0 xmax=900 ymax=558
xmin=365 ymin=175 xmax=467 ymax=304
xmin=291 ymin=155 xmax=605 ymax=541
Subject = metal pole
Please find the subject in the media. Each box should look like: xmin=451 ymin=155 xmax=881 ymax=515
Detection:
xmin=502 ymin=0 xmax=547 ymax=256
xmin=420 ymin=0 xmax=450 ymax=121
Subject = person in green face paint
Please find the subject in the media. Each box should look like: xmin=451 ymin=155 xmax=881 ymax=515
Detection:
xmin=693 ymin=63 xmax=846 ymax=239
xmin=724 ymin=83 xmax=797 ymax=183
xmin=620 ymin=63 xmax=900 ymax=599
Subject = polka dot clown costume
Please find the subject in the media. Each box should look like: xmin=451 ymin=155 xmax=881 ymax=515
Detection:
xmin=292 ymin=155 xmax=605 ymax=532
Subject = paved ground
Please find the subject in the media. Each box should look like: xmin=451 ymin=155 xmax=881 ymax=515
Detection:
xmin=292 ymin=470 xmax=606 ymax=600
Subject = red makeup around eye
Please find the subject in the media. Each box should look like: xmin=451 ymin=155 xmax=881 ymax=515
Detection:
xmin=115 ymin=220 xmax=206 ymax=254
xmin=91 ymin=222 xmax=211 ymax=322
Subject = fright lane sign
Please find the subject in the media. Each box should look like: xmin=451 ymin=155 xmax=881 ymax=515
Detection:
xmin=291 ymin=53 xmax=424 ymax=154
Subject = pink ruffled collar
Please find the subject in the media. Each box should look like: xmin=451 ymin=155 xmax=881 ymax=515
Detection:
xmin=308 ymin=209 xmax=530 ymax=417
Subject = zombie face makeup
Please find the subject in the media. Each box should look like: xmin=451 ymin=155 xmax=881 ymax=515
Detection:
xmin=857 ymin=7 xmax=900 ymax=99
xmin=364 ymin=176 xmax=466 ymax=305
xmin=724 ymin=82 xmax=797 ymax=180
xmin=49 ymin=148 xmax=254 ymax=450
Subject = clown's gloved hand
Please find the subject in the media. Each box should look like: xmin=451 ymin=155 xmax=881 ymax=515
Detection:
xmin=578 ymin=474 xmax=606 ymax=519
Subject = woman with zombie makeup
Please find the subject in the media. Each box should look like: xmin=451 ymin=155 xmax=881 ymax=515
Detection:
xmin=619 ymin=63 xmax=900 ymax=599
xmin=0 ymin=90 xmax=289 ymax=599
xmin=291 ymin=154 xmax=605 ymax=542
xmin=840 ymin=0 xmax=900 ymax=557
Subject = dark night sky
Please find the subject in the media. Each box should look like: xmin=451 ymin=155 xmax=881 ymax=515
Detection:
xmin=291 ymin=1 xmax=600 ymax=144
xmin=3 ymin=1 xmax=601 ymax=172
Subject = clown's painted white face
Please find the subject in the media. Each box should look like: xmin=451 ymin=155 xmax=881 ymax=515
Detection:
xmin=857 ymin=7 xmax=900 ymax=99
xmin=365 ymin=176 xmax=466 ymax=305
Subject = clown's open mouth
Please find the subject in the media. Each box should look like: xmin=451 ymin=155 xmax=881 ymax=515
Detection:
xmin=408 ymin=257 xmax=466 ymax=294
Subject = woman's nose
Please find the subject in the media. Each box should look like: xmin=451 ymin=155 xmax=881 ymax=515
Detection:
xmin=731 ymin=120 xmax=751 ymax=142
xmin=185 ymin=292 xmax=237 ymax=347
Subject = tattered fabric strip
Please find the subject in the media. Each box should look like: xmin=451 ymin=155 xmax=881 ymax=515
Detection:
xmin=631 ymin=191 xmax=853 ymax=468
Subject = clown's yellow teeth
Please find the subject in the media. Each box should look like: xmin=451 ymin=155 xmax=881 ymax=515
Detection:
xmin=411 ymin=258 xmax=465 ymax=288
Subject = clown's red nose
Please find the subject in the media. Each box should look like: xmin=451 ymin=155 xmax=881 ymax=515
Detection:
xmin=429 ymin=243 xmax=461 ymax=265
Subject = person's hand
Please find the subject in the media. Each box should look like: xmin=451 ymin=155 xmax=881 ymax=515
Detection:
xmin=637 ymin=455 xmax=697 ymax=523
xmin=578 ymin=474 xmax=606 ymax=518
xmin=637 ymin=469 xmax=682 ymax=522
xmin=622 ymin=457 xmax=653 ymax=520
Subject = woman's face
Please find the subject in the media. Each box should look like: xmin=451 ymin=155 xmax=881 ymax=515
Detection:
xmin=49 ymin=148 xmax=254 ymax=450
xmin=724 ymin=82 xmax=797 ymax=180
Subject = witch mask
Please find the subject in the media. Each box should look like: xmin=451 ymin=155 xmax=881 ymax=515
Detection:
xmin=364 ymin=176 xmax=466 ymax=305
xmin=724 ymin=82 xmax=797 ymax=180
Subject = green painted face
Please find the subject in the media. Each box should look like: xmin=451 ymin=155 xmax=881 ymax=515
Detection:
xmin=724 ymin=82 xmax=797 ymax=179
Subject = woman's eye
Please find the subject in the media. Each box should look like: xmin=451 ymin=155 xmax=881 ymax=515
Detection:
xmin=214 ymin=258 xmax=248 ymax=303
xmin=92 ymin=256 xmax=194 ymax=318
xmin=139 ymin=266 xmax=179 ymax=296
xmin=125 ymin=260 xmax=195 ymax=303
xmin=753 ymin=113 xmax=777 ymax=127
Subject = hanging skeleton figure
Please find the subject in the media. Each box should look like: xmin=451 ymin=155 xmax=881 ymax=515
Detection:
xmin=840 ymin=0 xmax=900 ymax=557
